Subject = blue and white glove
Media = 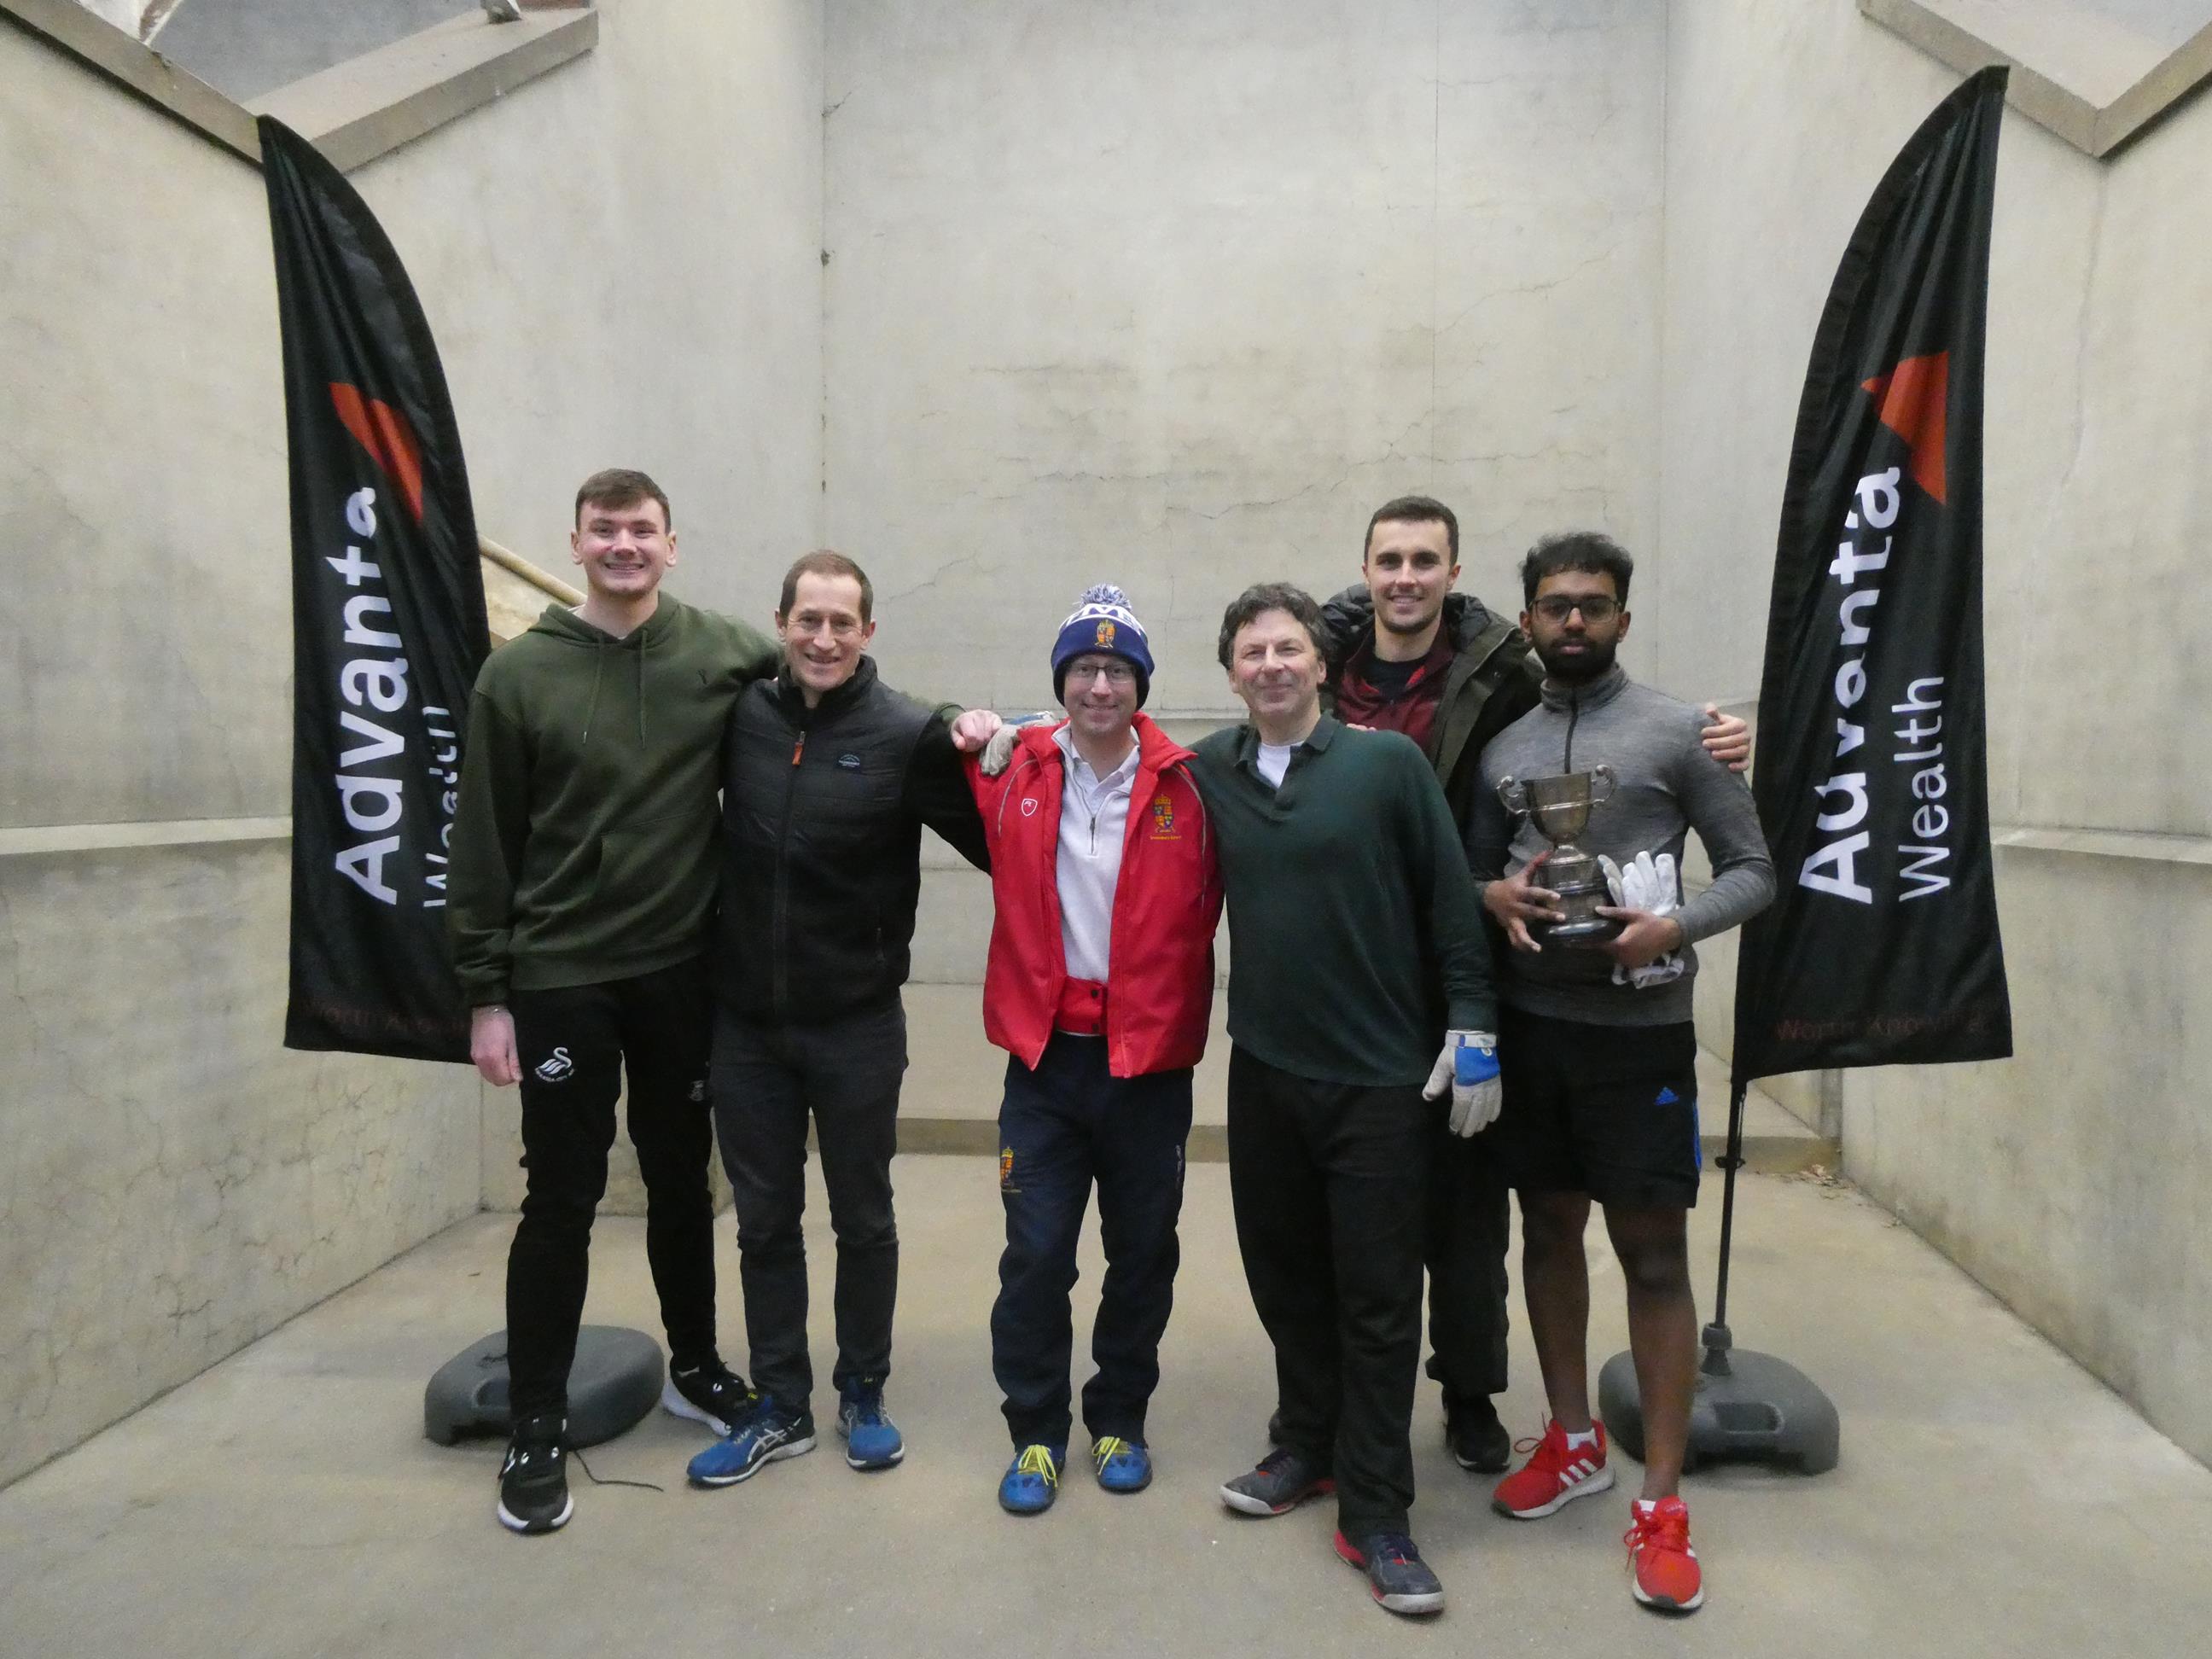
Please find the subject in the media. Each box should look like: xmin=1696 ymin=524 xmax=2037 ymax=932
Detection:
xmin=981 ymin=713 xmax=1053 ymax=777
xmin=1423 ymin=1029 xmax=1502 ymax=1137
xmin=1598 ymin=849 xmax=1686 ymax=990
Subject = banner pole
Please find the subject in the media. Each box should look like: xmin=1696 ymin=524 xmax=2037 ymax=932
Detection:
xmin=1703 ymin=1080 xmax=1750 ymax=1374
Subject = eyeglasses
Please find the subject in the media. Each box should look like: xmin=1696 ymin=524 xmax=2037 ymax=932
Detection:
xmin=1066 ymin=661 xmax=1136 ymax=686
xmin=1531 ymin=594 xmax=1621 ymax=624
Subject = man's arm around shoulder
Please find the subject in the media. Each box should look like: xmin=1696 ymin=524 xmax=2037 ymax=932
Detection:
xmin=1668 ymin=699 xmax=1776 ymax=943
xmin=907 ymin=703 xmax=991 ymax=872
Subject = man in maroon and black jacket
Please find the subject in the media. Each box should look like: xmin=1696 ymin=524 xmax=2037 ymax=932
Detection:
xmin=1315 ymin=496 xmax=1750 ymax=1475
xmin=950 ymin=584 xmax=1223 ymax=1516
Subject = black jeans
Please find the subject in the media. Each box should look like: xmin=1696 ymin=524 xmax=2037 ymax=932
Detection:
xmin=711 ymin=997 xmax=906 ymax=1412
xmin=992 ymin=1035 xmax=1193 ymax=1449
xmin=504 ymin=958 xmax=719 ymax=1421
xmin=1424 ymin=1125 xmax=1512 ymax=1407
xmin=1226 ymin=1045 xmax=1428 ymax=1540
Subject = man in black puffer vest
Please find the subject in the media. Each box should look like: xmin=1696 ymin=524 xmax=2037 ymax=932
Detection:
xmin=686 ymin=550 xmax=988 ymax=1491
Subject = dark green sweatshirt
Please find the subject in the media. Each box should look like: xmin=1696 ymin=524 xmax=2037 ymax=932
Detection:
xmin=446 ymin=597 xmax=778 ymax=1003
xmin=1189 ymin=715 xmax=1497 ymax=1088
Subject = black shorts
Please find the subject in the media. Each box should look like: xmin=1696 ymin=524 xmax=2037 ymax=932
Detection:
xmin=1491 ymin=1007 xmax=1702 ymax=1209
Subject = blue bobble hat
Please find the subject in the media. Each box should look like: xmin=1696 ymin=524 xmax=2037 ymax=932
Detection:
xmin=1051 ymin=583 xmax=1155 ymax=707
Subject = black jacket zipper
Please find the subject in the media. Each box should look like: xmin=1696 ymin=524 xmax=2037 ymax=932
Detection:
xmin=773 ymin=726 xmax=806 ymax=1021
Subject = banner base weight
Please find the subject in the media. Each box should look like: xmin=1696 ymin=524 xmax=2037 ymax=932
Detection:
xmin=424 ymin=1324 xmax=662 ymax=1448
xmin=1598 ymin=1342 xmax=1839 ymax=1475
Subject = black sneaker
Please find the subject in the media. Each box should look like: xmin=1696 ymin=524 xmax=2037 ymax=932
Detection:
xmin=1266 ymin=1406 xmax=1284 ymax=1445
xmin=496 ymin=1413 xmax=573 ymax=1534
xmin=1219 ymin=1447 xmax=1334 ymax=1516
xmin=1446 ymin=1394 xmax=1512 ymax=1474
xmin=662 ymin=1359 xmax=758 ymax=1439
xmin=1335 ymin=1530 xmax=1446 ymax=1616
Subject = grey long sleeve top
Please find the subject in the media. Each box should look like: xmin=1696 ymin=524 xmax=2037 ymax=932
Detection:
xmin=1467 ymin=663 xmax=1776 ymax=1027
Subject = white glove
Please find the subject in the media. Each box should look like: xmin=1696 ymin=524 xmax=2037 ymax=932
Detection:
xmin=1598 ymin=850 xmax=1686 ymax=990
xmin=1423 ymin=1029 xmax=1502 ymax=1136
xmin=980 ymin=713 xmax=1053 ymax=777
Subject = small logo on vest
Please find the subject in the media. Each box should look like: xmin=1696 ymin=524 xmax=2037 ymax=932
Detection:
xmin=838 ymin=753 xmax=862 ymax=770
xmin=689 ymin=1078 xmax=707 ymax=1103
xmin=1021 ymin=797 xmax=1039 ymax=817
xmin=999 ymin=1145 xmax=1020 ymax=1193
xmin=1149 ymin=793 xmax=1179 ymax=838
xmin=1655 ymin=1086 xmax=1680 ymax=1106
xmin=534 ymin=1046 xmax=574 ymax=1084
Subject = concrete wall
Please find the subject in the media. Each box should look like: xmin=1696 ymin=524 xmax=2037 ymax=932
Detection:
xmin=822 ymin=0 xmax=1668 ymax=725
xmin=0 ymin=0 xmax=824 ymax=1485
xmin=1656 ymin=1 xmax=2212 ymax=1464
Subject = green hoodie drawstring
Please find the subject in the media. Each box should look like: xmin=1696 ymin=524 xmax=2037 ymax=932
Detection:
xmin=579 ymin=643 xmax=606 ymax=748
xmin=573 ymin=616 xmax=656 ymax=750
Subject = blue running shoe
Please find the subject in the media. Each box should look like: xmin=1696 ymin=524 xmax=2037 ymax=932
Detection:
xmin=837 ymin=1382 xmax=905 ymax=1470
xmin=1091 ymin=1436 xmax=1152 ymax=1493
xmin=998 ymin=1443 xmax=1064 ymax=1515
xmin=686 ymin=1400 xmax=816 ymax=1487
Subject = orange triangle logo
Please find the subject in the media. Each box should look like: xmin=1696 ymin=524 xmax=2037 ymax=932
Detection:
xmin=1860 ymin=352 xmax=1947 ymax=506
xmin=329 ymin=382 xmax=426 ymax=525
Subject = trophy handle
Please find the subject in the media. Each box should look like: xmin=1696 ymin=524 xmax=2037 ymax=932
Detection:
xmin=1587 ymin=764 xmax=1616 ymax=806
xmin=1497 ymin=775 xmax=1527 ymax=814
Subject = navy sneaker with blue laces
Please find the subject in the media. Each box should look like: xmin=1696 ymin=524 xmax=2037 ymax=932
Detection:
xmin=998 ymin=1443 xmax=1065 ymax=1515
xmin=1335 ymin=1530 xmax=1447 ymax=1616
xmin=687 ymin=1399 xmax=816 ymax=1487
xmin=836 ymin=1381 xmax=905 ymax=1470
xmin=1091 ymin=1435 xmax=1152 ymax=1493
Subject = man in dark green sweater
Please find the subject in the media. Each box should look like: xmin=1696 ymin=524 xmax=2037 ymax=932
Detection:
xmin=1193 ymin=582 xmax=1499 ymax=1619
xmin=447 ymin=469 xmax=777 ymax=1536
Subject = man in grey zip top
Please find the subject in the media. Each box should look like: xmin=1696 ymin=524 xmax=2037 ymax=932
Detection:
xmin=1468 ymin=530 xmax=1775 ymax=1616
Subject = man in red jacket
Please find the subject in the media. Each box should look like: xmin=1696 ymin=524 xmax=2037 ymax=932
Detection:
xmin=951 ymin=585 xmax=1223 ymax=1515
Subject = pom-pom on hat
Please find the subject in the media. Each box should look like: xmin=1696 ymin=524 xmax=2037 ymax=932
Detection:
xmin=1051 ymin=583 xmax=1155 ymax=707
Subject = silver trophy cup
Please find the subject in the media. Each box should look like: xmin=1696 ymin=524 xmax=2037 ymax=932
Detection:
xmin=1497 ymin=765 xmax=1619 ymax=947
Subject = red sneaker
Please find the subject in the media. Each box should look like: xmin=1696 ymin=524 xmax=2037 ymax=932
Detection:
xmin=1489 ymin=1418 xmax=1615 ymax=1519
xmin=1625 ymin=1496 xmax=1704 ymax=1612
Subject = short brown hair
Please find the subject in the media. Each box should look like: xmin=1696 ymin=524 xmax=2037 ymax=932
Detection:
xmin=779 ymin=550 xmax=875 ymax=624
xmin=1215 ymin=581 xmax=1326 ymax=670
xmin=573 ymin=468 xmax=672 ymax=531
xmin=1365 ymin=494 xmax=1459 ymax=562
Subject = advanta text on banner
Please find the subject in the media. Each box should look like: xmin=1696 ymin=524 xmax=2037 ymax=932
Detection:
xmin=1732 ymin=68 xmax=2013 ymax=1082
xmin=262 ymin=117 xmax=488 ymax=1062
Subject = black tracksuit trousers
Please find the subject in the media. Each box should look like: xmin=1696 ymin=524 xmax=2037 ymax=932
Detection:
xmin=1424 ymin=1126 xmax=1512 ymax=1407
xmin=711 ymin=998 xmax=907 ymax=1412
xmin=1226 ymin=1045 xmax=1429 ymax=1540
xmin=991 ymin=1033 xmax=1193 ymax=1449
xmin=504 ymin=957 xmax=719 ymax=1421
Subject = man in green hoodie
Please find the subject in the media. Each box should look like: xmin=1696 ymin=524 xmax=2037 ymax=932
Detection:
xmin=447 ymin=469 xmax=779 ymax=1536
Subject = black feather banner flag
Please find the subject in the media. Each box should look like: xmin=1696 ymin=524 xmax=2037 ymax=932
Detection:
xmin=262 ymin=117 xmax=487 ymax=1062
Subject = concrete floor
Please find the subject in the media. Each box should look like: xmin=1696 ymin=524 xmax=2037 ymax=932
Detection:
xmin=4 ymin=1156 xmax=2209 ymax=1657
